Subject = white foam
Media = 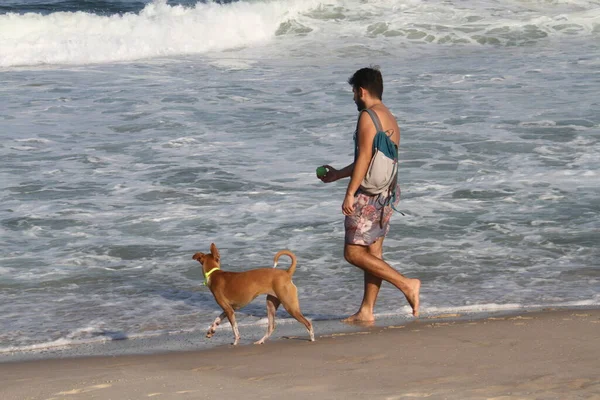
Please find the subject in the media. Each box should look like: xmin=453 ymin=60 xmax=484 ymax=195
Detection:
xmin=164 ymin=137 xmax=198 ymax=148
xmin=0 ymin=0 xmax=324 ymax=67
xmin=2 ymin=0 xmax=599 ymax=67
xmin=0 ymin=326 xmax=165 ymax=355
xmin=377 ymin=299 xmax=600 ymax=321
xmin=421 ymin=303 xmax=525 ymax=315
xmin=14 ymin=138 xmax=52 ymax=144
xmin=0 ymin=338 xmax=76 ymax=354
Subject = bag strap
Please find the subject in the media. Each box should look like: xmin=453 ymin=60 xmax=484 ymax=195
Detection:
xmin=363 ymin=108 xmax=384 ymax=133
xmin=354 ymin=109 xmax=382 ymax=161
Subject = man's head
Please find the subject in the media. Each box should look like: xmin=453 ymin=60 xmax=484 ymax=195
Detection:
xmin=348 ymin=66 xmax=383 ymax=110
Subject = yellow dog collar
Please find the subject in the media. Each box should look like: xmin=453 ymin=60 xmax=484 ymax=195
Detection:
xmin=203 ymin=267 xmax=219 ymax=286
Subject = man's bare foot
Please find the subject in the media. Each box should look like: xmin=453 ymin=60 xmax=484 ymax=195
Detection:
xmin=342 ymin=310 xmax=375 ymax=325
xmin=406 ymin=278 xmax=421 ymax=317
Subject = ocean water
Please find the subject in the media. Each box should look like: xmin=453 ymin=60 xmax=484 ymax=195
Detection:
xmin=1 ymin=0 xmax=599 ymax=356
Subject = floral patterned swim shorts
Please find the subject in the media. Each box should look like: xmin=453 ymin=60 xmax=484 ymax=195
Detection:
xmin=344 ymin=185 xmax=401 ymax=246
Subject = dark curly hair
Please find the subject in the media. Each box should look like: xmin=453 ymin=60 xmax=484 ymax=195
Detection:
xmin=347 ymin=66 xmax=383 ymax=100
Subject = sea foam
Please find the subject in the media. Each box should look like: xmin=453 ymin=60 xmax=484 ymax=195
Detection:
xmin=1 ymin=0 xmax=599 ymax=67
xmin=0 ymin=0 xmax=322 ymax=67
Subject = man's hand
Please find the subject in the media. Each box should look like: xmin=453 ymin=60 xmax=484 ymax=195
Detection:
xmin=319 ymin=165 xmax=340 ymax=183
xmin=342 ymin=192 xmax=355 ymax=216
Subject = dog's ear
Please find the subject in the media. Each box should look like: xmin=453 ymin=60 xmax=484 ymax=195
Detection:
xmin=210 ymin=243 xmax=220 ymax=263
xmin=192 ymin=252 xmax=205 ymax=263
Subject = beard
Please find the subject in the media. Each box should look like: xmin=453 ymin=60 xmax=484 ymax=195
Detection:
xmin=355 ymin=98 xmax=366 ymax=111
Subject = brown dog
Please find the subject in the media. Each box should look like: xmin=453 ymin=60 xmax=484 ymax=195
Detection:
xmin=192 ymin=243 xmax=315 ymax=345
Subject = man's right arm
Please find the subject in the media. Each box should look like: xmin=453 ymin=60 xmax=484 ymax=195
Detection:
xmin=319 ymin=163 xmax=353 ymax=183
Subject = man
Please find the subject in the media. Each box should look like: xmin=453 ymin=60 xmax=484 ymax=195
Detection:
xmin=319 ymin=67 xmax=420 ymax=322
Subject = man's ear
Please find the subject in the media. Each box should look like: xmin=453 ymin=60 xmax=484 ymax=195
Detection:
xmin=359 ymin=87 xmax=367 ymax=99
xmin=210 ymin=243 xmax=220 ymax=263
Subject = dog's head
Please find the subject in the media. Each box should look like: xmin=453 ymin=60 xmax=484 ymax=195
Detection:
xmin=192 ymin=243 xmax=221 ymax=274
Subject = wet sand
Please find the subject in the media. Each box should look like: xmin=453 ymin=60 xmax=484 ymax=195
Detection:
xmin=1 ymin=309 xmax=599 ymax=400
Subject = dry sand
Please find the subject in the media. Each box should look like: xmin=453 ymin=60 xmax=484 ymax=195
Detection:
xmin=1 ymin=309 xmax=599 ymax=400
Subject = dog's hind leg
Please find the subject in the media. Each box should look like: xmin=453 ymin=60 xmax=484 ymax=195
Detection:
xmin=278 ymin=284 xmax=315 ymax=342
xmin=224 ymin=308 xmax=240 ymax=345
xmin=206 ymin=311 xmax=227 ymax=338
xmin=255 ymin=295 xmax=281 ymax=345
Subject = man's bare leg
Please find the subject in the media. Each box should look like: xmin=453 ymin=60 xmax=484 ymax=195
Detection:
xmin=344 ymin=242 xmax=420 ymax=317
xmin=343 ymin=238 xmax=384 ymax=323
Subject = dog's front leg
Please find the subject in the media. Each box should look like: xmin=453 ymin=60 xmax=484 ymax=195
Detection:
xmin=215 ymin=298 xmax=240 ymax=345
xmin=206 ymin=311 xmax=227 ymax=338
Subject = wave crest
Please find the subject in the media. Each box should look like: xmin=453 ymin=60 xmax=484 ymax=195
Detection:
xmin=0 ymin=0 xmax=321 ymax=67
xmin=1 ymin=0 xmax=598 ymax=67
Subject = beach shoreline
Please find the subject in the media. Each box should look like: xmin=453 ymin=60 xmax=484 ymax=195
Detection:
xmin=1 ymin=304 xmax=596 ymax=364
xmin=2 ymin=307 xmax=599 ymax=399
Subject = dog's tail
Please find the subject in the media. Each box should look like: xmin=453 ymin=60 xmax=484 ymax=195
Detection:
xmin=273 ymin=250 xmax=297 ymax=276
